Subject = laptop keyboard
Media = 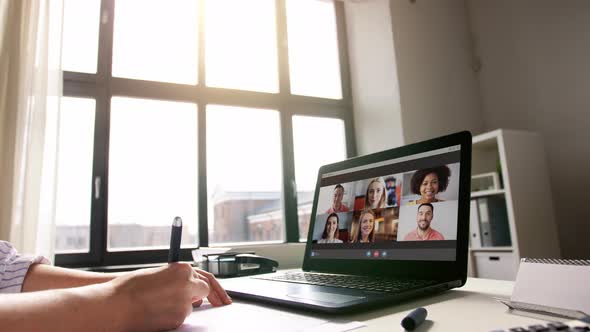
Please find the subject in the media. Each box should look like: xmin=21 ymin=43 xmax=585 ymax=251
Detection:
xmin=254 ymin=271 xmax=437 ymax=293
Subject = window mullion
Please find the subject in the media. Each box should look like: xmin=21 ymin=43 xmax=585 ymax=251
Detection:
xmin=97 ymin=0 xmax=114 ymax=83
xmin=334 ymin=2 xmax=357 ymax=158
xmin=197 ymin=101 xmax=209 ymax=247
xmin=197 ymin=0 xmax=206 ymax=87
xmin=334 ymin=1 xmax=352 ymax=103
xmin=279 ymin=109 xmax=299 ymax=243
xmin=90 ymin=88 xmax=109 ymax=265
xmin=275 ymin=0 xmax=291 ymax=96
xmin=197 ymin=0 xmax=209 ymax=247
xmin=92 ymin=0 xmax=116 ymax=265
xmin=276 ymin=0 xmax=299 ymax=242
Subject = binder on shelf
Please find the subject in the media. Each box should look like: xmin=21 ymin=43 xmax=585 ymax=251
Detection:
xmin=475 ymin=196 xmax=511 ymax=247
xmin=478 ymin=198 xmax=493 ymax=247
xmin=469 ymin=199 xmax=482 ymax=249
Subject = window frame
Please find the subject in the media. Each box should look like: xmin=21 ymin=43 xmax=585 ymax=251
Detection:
xmin=55 ymin=0 xmax=356 ymax=268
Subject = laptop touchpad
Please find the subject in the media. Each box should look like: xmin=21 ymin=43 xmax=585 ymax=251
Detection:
xmin=287 ymin=292 xmax=365 ymax=304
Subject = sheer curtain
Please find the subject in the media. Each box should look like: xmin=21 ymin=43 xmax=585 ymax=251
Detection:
xmin=0 ymin=0 xmax=63 ymax=261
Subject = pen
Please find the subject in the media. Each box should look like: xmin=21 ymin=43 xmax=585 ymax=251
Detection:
xmin=168 ymin=216 xmax=183 ymax=263
xmin=401 ymin=307 xmax=427 ymax=331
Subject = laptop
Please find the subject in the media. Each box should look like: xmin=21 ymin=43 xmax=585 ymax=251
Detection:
xmin=221 ymin=131 xmax=472 ymax=313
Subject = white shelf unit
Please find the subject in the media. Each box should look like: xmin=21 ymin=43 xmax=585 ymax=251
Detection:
xmin=470 ymin=189 xmax=505 ymax=199
xmin=467 ymin=129 xmax=561 ymax=280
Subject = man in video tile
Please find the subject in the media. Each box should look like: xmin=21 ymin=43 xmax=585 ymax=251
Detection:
xmin=326 ymin=184 xmax=350 ymax=213
xmin=403 ymin=203 xmax=444 ymax=241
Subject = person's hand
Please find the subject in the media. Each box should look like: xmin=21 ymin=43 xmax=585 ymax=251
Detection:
xmin=191 ymin=268 xmax=232 ymax=307
xmin=110 ymin=263 xmax=213 ymax=331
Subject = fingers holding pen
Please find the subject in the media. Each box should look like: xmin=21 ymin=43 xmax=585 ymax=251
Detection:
xmin=168 ymin=263 xmax=209 ymax=301
xmin=168 ymin=263 xmax=231 ymax=307
xmin=189 ymin=275 xmax=210 ymax=301
xmin=194 ymin=269 xmax=232 ymax=306
xmin=191 ymin=269 xmax=224 ymax=307
xmin=192 ymin=272 xmax=217 ymax=305
xmin=166 ymin=218 xmax=230 ymax=308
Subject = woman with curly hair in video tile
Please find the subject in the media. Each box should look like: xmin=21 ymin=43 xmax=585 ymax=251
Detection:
xmin=407 ymin=165 xmax=451 ymax=205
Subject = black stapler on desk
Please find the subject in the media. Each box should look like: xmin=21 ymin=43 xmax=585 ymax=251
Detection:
xmin=202 ymin=252 xmax=278 ymax=278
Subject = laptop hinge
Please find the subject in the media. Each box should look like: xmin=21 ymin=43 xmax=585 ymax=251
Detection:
xmin=447 ymin=279 xmax=462 ymax=288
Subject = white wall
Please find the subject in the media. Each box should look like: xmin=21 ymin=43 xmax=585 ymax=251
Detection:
xmin=344 ymin=0 xmax=405 ymax=154
xmin=388 ymin=0 xmax=484 ymax=144
xmin=468 ymin=0 xmax=590 ymax=259
xmin=345 ymin=0 xmax=483 ymax=155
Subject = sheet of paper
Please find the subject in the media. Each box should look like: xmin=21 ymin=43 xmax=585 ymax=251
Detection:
xmin=191 ymin=247 xmax=232 ymax=263
xmin=170 ymin=303 xmax=365 ymax=332
xmin=302 ymin=321 xmax=366 ymax=332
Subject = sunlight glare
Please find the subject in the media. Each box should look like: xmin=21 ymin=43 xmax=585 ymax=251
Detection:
xmin=205 ymin=0 xmax=279 ymax=92
xmin=293 ymin=115 xmax=346 ymax=191
xmin=286 ymin=0 xmax=342 ymax=99
xmin=112 ymin=0 xmax=199 ymax=84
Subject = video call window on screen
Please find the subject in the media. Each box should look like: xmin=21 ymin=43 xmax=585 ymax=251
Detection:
xmin=312 ymin=162 xmax=460 ymax=245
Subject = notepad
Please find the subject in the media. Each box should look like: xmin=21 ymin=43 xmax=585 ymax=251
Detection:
xmin=502 ymin=258 xmax=590 ymax=318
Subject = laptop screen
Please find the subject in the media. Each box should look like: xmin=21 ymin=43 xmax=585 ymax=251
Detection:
xmin=308 ymin=144 xmax=461 ymax=262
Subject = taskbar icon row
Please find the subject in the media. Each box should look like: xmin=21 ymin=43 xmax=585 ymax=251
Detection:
xmin=310 ymin=250 xmax=389 ymax=259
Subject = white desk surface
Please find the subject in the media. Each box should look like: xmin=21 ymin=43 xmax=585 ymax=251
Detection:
xmin=176 ymin=278 xmax=567 ymax=332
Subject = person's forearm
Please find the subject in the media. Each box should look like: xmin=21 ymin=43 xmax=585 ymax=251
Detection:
xmin=22 ymin=264 xmax=124 ymax=292
xmin=0 ymin=282 xmax=130 ymax=332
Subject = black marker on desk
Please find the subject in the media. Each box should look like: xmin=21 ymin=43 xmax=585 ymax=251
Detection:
xmin=168 ymin=216 xmax=183 ymax=263
xmin=401 ymin=307 xmax=427 ymax=331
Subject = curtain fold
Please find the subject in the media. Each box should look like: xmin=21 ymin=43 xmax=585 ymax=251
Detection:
xmin=0 ymin=0 xmax=63 ymax=261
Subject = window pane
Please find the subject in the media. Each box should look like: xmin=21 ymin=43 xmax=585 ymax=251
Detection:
xmin=292 ymin=115 xmax=346 ymax=240
xmin=207 ymin=105 xmax=283 ymax=244
xmin=286 ymin=0 xmax=342 ymax=99
xmin=61 ymin=0 xmax=100 ymax=73
xmin=112 ymin=0 xmax=199 ymax=84
xmin=205 ymin=0 xmax=278 ymax=93
xmin=108 ymin=97 xmax=198 ymax=250
xmin=55 ymin=97 xmax=96 ymax=253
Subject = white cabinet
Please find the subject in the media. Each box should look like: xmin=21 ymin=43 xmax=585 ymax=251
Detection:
xmin=472 ymin=251 xmax=516 ymax=280
xmin=468 ymin=129 xmax=561 ymax=280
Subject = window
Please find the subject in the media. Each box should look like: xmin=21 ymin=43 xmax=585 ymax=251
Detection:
xmin=56 ymin=0 xmax=354 ymax=267
xmin=108 ymin=97 xmax=199 ymax=250
xmin=292 ymin=115 xmax=347 ymax=240
xmin=61 ymin=0 xmax=101 ymax=73
xmin=286 ymin=0 xmax=342 ymax=99
xmin=205 ymin=0 xmax=278 ymax=92
xmin=112 ymin=0 xmax=199 ymax=84
xmin=54 ymin=97 xmax=96 ymax=253
xmin=207 ymin=105 xmax=283 ymax=244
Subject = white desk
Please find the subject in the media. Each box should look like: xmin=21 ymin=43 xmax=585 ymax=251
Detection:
xmin=175 ymin=278 xmax=570 ymax=332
